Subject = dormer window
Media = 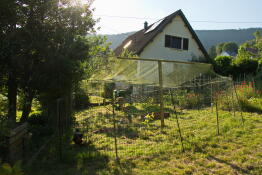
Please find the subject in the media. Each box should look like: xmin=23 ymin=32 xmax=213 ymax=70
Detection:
xmin=165 ymin=35 xmax=189 ymax=50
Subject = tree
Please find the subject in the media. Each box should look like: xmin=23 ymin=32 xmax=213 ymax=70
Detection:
xmin=0 ymin=0 xmax=99 ymax=123
xmin=208 ymin=45 xmax=217 ymax=60
xmin=213 ymin=56 xmax=233 ymax=76
xmin=216 ymin=43 xmax=224 ymax=55
xmin=233 ymin=57 xmax=259 ymax=76
xmin=222 ymin=42 xmax=238 ymax=54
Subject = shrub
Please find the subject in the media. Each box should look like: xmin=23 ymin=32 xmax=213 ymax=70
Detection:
xmin=233 ymin=57 xmax=259 ymax=76
xmin=0 ymin=94 xmax=7 ymax=116
xmin=239 ymin=98 xmax=262 ymax=113
xmin=103 ymin=83 xmax=115 ymax=99
xmin=27 ymin=114 xmax=53 ymax=146
xmin=236 ymin=81 xmax=261 ymax=99
xmin=219 ymin=81 xmax=262 ymax=112
xmin=73 ymin=87 xmax=90 ymax=110
xmin=213 ymin=56 xmax=233 ymax=76
xmin=0 ymin=161 xmax=24 ymax=175
xmin=177 ymin=92 xmax=203 ymax=109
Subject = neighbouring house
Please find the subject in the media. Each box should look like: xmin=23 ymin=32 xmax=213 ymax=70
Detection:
xmin=114 ymin=9 xmax=209 ymax=62
xmin=219 ymin=51 xmax=237 ymax=57
xmin=113 ymin=10 xmax=211 ymax=95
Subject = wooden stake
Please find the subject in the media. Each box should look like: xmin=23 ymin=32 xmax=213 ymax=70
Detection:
xmin=210 ymin=76 xmax=213 ymax=113
xmin=158 ymin=61 xmax=165 ymax=130
xmin=112 ymin=92 xmax=119 ymax=162
xmin=170 ymin=90 xmax=185 ymax=152
xmin=215 ymin=101 xmax=220 ymax=136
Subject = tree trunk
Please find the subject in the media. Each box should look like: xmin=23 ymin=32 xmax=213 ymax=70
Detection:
xmin=7 ymin=71 xmax=17 ymax=125
xmin=20 ymin=89 xmax=34 ymax=122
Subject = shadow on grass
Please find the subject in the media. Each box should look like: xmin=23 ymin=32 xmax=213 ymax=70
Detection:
xmin=207 ymin=155 xmax=250 ymax=174
xmin=26 ymin=141 xmax=110 ymax=175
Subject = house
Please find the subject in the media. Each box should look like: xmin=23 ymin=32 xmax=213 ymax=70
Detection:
xmin=114 ymin=9 xmax=209 ymax=62
xmin=113 ymin=10 xmax=212 ymax=94
xmin=219 ymin=51 xmax=237 ymax=57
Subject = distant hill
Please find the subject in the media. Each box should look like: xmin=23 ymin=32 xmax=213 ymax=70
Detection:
xmin=104 ymin=28 xmax=262 ymax=51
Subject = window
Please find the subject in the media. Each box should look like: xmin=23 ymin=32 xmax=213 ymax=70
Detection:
xmin=165 ymin=35 xmax=189 ymax=50
xmin=183 ymin=38 xmax=189 ymax=50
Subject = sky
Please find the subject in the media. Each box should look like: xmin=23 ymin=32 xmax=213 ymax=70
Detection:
xmin=90 ymin=0 xmax=262 ymax=34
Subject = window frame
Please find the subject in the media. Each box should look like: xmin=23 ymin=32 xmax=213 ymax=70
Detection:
xmin=165 ymin=35 xmax=189 ymax=50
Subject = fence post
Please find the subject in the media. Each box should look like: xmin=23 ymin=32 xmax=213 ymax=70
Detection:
xmin=210 ymin=76 xmax=213 ymax=113
xmin=215 ymin=101 xmax=220 ymax=136
xmin=158 ymin=61 xmax=165 ymax=130
xmin=112 ymin=91 xmax=119 ymax=162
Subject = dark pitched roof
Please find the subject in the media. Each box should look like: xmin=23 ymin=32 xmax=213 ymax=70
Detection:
xmin=114 ymin=9 xmax=209 ymax=59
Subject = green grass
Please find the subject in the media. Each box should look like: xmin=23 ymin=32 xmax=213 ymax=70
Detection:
xmin=26 ymin=106 xmax=262 ymax=175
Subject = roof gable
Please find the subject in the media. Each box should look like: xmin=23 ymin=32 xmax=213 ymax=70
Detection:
xmin=114 ymin=10 xmax=209 ymax=59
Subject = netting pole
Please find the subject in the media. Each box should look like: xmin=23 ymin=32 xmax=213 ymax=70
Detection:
xmin=210 ymin=76 xmax=213 ymax=113
xmin=158 ymin=61 xmax=165 ymax=130
xmin=215 ymin=101 xmax=220 ymax=136
xmin=112 ymin=91 xmax=119 ymax=162
xmin=169 ymin=90 xmax=185 ymax=152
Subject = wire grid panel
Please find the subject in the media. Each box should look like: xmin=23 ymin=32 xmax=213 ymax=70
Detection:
xmin=76 ymin=75 xmax=237 ymax=161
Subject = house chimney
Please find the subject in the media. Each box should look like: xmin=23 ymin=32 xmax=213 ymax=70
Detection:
xmin=144 ymin=21 xmax=148 ymax=30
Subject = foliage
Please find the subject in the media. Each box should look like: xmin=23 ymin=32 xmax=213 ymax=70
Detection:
xmin=177 ymin=91 xmax=203 ymax=109
xmin=208 ymin=45 xmax=217 ymax=59
xmin=73 ymin=86 xmax=90 ymax=110
xmin=119 ymin=49 xmax=138 ymax=58
xmin=142 ymin=114 xmax=154 ymax=127
xmin=103 ymin=83 xmax=115 ymax=99
xmin=0 ymin=161 xmax=24 ymax=175
xmin=216 ymin=43 xmax=224 ymax=55
xmin=219 ymin=81 xmax=262 ymax=113
xmin=213 ymin=56 xmax=233 ymax=76
xmin=233 ymin=54 xmax=259 ymax=76
xmin=0 ymin=0 xmax=101 ymax=123
xmin=0 ymin=94 xmax=7 ymax=116
xmin=27 ymin=114 xmax=53 ymax=147
xmin=222 ymin=42 xmax=238 ymax=54
xmin=235 ymin=81 xmax=261 ymax=99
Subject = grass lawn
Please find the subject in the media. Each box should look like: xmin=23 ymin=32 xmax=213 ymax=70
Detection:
xmin=26 ymin=107 xmax=262 ymax=175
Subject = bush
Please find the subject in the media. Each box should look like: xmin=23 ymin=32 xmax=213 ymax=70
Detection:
xmin=239 ymin=98 xmax=262 ymax=113
xmin=236 ymin=81 xmax=261 ymax=99
xmin=0 ymin=161 xmax=24 ymax=175
xmin=219 ymin=81 xmax=262 ymax=113
xmin=177 ymin=92 xmax=203 ymax=109
xmin=27 ymin=114 xmax=53 ymax=147
xmin=0 ymin=94 xmax=7 ymax=116
xmin=73 ymin=87 xmax=90 ymax=110
xmin=103 ymin=83 xmax=115 ymax=99
xmin=213 ymin=56 xmax=233 ymax=76
xmin=233 ymin=57 xmax=259 ymax=76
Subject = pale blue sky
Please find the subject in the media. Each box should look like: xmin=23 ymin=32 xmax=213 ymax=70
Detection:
xmin=91 ymin=0 xmax=262 ymax=34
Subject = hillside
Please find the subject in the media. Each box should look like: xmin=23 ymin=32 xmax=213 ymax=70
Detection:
xmin=105 ymin=28 xmax=262 ymax=51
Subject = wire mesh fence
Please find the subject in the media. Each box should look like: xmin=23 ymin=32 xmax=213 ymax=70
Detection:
xmin=73 ymin=73 xmax=244 ymax=163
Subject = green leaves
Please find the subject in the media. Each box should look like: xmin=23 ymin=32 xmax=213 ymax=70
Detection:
xmin=0 ymin=161 xmax=24 ymax=175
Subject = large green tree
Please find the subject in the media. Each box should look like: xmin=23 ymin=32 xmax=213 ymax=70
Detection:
xmin=0 ymin=0 xmax=103 ymax=123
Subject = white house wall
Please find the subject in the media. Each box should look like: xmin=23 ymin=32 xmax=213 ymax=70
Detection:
xmin=139 ymin=15 xmax=205 ymax=61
